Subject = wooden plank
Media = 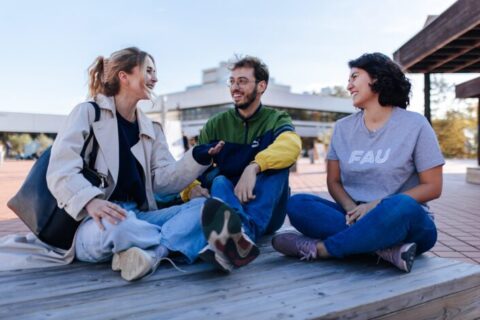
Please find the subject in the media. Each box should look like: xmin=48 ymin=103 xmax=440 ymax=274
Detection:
xmin=426 ymin=40 xmax=480 ymax=72
xmin=393 ymin=0 xmax=480 ymax=71
xmin=0 ymin=253 xmax=479 ymax=320
xmin=227 ymin=259 xmax=480 ymax=319
xmin=456 ymin=76 xmax=480 ymax=98
xmin=448 ymin=56 xmax=480 ymax=72
xmin=0 ymin=250 xmax=456 ymax=305
xmin=374 ymin=285 xmax=480 ymax=320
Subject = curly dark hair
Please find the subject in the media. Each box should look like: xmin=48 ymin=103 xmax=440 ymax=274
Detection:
xmin=230 ymin=55 xmax=269 ymax=84
xmin=348 ymin=53 xmax=411 ymax=109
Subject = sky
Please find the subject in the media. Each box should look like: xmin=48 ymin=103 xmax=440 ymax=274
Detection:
xmin=0 ymin=0 xmax=477 ymax=116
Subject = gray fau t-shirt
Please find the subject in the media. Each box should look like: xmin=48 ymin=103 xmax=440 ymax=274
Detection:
xmin=327 ymin=107 xmax=444 ymax=205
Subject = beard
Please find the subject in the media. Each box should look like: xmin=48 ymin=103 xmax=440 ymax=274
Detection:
xmin=234 ymin=86 xmax=257 ymax=110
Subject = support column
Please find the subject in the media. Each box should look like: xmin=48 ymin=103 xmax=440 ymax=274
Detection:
xmin=424 ymin=73 xmax=431 ymax=124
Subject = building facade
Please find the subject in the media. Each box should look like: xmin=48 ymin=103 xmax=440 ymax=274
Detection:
xmin=147 ymin=62 xmax=354 ymax=151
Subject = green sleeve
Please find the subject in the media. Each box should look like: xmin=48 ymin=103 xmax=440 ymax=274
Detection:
xmin=198 ymin=121 xmax=212 ymax=144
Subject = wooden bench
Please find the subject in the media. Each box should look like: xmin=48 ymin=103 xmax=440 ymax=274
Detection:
xmin=1 ymin=238 xmax=479 ymax=320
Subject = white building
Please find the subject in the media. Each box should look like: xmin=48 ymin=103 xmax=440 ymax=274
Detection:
xmin=147 ymin=62 xmax=355 ymax=146
xmin=0 ymin=111 xmax=66 ymax=134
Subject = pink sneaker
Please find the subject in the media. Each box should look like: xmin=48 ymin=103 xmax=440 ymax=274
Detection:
xmin=376 ymin=243 xmax=417 ymax=273
xmin=272 ymin=231 xmax=319 ymax=261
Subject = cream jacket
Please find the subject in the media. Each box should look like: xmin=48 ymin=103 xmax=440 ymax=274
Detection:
xmin=47 ymin=94 xmax=209 ymax=221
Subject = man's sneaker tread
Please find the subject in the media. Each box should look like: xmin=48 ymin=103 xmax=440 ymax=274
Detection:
xmin=201 ymin=198 xmax=259 ymax=269
xmin=225 ymin=238 xmax=259 ymax=267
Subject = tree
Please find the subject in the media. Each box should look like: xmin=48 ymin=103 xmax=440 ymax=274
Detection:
xmin=8 ymin=134 xmax=32 ymax=155
xmin=311 ymin=85 xmax=350 ymax=98
xmin=35 ymin=133 xmax=54 ymax=155
xmin=329 ymin=86 xmax=350 ymax=98
xmin=430 ymin=75 xmax=454 ymax=118
xmin=432 ymin=110 xmax=473 ymax=158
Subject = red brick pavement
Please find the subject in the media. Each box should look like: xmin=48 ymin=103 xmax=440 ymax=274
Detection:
xmin=1 ymin=158 xmax=479 ymax=264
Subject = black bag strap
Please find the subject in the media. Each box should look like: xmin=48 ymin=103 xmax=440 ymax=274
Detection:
xmin=79 ymin=102 xmax=101 ymax=168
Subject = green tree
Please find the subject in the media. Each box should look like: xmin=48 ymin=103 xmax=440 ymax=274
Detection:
xmin=432 ymin=110 xmax=471 ymax=158
xmin=329 ymin=86 xmax=350 ymax=98
xmin=8 ymin=134 xmax=32 ymax=155
xmin=312 ymin=86 xmax=350 ymax=98
xmin=35 ymin=133 xmax=54 ymax=155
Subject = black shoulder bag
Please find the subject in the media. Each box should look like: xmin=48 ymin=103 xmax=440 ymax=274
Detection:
xmin=7 ymin=102 xmax=105 ymax=250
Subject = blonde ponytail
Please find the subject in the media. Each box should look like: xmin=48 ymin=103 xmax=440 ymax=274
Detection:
xmin=88 ymin=56 xmax=106 ymax=97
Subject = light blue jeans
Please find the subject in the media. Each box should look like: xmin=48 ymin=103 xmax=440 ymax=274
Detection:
xmin=287 ymin=193 xmax=437 ymax=258
xmin=75 ymin=197 xmax=207 ymax=264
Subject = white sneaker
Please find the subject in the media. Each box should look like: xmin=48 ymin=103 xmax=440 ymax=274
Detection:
xmin=112 ymin=247 xmax=159 ymax=281
xmin=376 ymin=243 xmax=417 ymax=273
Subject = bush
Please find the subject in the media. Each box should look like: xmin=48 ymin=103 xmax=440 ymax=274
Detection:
xmin=7 ymin=134 xmax=32 ymax=155
xmin=36 ymin=134 xmax=54 ymax=155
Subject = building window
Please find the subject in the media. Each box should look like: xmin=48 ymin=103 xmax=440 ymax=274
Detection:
xmin=180 ymin=104 xmax=350 ymax=122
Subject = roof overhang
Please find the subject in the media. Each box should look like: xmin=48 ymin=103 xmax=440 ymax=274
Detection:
xmin=393 ymin=0 xmax=480 ymax=73
xmin=456 ymin=76 xmax=480 ymax=98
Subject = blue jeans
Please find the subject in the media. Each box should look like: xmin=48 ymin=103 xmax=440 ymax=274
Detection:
xmin=287 ymin=193 xmax=437 ymax=258
xmin=75 ymin=197 xmax=207 ymax=264
xmin=211 ymin=169 xmax=289 ymax=242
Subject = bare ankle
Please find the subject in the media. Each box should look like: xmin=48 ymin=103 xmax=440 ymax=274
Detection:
xmin=316 ymin=242 xmax=330 ymax=258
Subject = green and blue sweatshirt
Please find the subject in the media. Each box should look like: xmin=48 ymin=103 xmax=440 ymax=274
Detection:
xmin=189 ymin=105 xmax=301 ymax=192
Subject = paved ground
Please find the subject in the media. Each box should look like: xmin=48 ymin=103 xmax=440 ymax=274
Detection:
xmin=1 ymin=158 xmax=479 ymax=264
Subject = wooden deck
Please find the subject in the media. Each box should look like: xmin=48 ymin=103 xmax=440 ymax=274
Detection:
xmin=1 ymin=237 xmax=480 ymax=320
xmin=1 ymin=160 xmax=480 ymax=319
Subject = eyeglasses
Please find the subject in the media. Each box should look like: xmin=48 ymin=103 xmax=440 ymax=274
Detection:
xmin=227 ymin=78 xmax=260 ymax=88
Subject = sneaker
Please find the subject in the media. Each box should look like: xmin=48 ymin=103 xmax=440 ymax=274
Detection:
xmin=201 ymin=198 xmax=259 ymax=269
xmin=198 ymin=245 xmax=234 ymax=273
xmin=271 ymin=231 xmax=319 ymax=261
xmin=376 ymin=243 xmax=417 ymax=273
xmin=112 ymin=245 xmax=168 ymax=281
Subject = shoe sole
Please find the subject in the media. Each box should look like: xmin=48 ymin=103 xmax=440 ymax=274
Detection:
xmin=113 ymin=247 xmax=153 ymax=281
xmin=201 ymin=198 xmax=259 ymax=268
xmin=198 ymin=248 xmax=233 ymax=273
xmin=400 ymin=243 xmax=417 ymax=273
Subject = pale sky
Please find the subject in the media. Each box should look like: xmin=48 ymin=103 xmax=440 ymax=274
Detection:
xmin=0 ymin=0 xmax=477 ymax=115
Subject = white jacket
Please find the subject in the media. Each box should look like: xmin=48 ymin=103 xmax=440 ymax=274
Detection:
xmin=47 ymin=94 xmax=209 ymax=221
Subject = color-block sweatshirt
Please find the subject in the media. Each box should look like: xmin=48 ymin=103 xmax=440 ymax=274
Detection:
xmin=193 ymin=105 xmax=301 ymax=191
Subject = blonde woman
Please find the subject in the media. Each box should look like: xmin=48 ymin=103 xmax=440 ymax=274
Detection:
xmin=47 ymin=47 xmax=222 ymax=280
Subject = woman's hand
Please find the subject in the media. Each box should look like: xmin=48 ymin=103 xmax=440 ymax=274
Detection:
xmin=85 ymin=199 xmax=127 ymax=230
xmin=189 ymin=185 xmax=210 ymax=199
xmin=346 ymin=200 xmax=380 ymax=226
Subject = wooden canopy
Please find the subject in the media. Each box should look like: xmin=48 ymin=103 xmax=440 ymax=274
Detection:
xmin=393 ymin=0 xmax=480 ymax=165
xmin=393 ymin=0 xmax=480 ymax=74
xmin=456 ymin=76 xmax=480 ymax=98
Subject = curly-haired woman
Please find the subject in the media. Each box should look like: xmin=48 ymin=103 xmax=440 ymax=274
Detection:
xmin=272 ymin=53 xmax=444 ymax=272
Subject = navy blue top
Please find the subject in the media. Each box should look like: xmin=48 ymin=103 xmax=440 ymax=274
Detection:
xmin=109 ymin=112 xmax=147 ymax=209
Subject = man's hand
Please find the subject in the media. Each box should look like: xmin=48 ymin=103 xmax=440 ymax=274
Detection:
xmin=234 ymin=163 xmax=260 ymax=203
xmin=345 ymin=200 xmax=380 ymax=226
xmin=208 ymin=140 xmax=225 ymax=156
xmin=85 ymin=198 xmax=127 ymax=231
xmin=189 ymin=185 xmax=210 ymax=199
